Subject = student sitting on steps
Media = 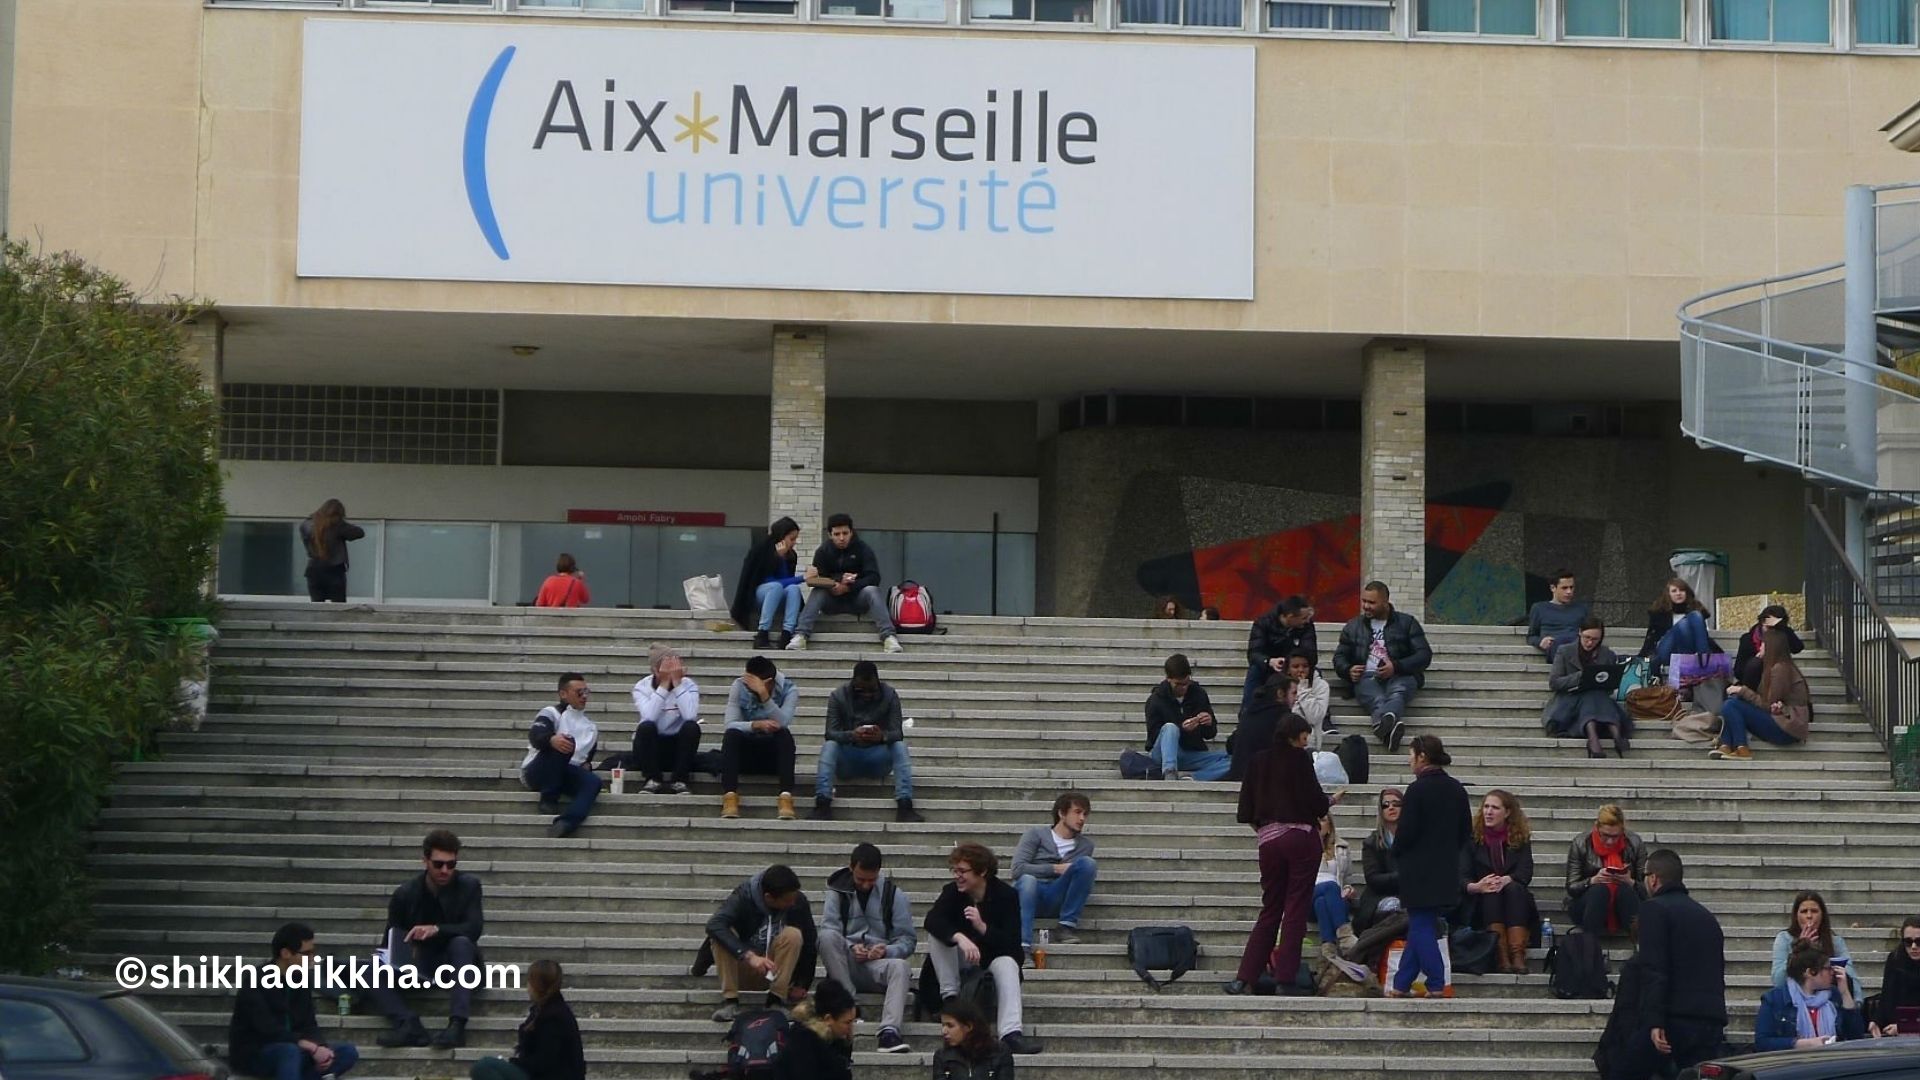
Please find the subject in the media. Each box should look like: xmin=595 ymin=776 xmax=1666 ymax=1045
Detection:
xmin=1566 ymin=803 xmax=1649 ymax=937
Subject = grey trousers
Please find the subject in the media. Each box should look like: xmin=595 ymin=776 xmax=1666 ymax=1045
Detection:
xmin=796 ymin=584 xmax=897 ymax=638
xmin=817 ymin=928 xmax=911 ymax=1032
xmin=926 ymin=938 xmax=1023 ymax=1038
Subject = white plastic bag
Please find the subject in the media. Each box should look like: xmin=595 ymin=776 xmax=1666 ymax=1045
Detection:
xmin=683 ymin=573 xmax=726 ymax=612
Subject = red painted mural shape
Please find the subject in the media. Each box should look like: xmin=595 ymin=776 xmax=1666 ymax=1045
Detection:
xmin=1174 ymin=499 xmax=1504 ymax=621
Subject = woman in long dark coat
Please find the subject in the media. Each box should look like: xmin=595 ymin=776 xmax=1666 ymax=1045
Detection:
xmin=1387 ymin=735 xmax=1472 ymax=998
xmin=1542 ymin=616 xmax=1632 ymax=758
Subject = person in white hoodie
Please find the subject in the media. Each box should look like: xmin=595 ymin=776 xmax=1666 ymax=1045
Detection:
xmin=631 ymin=646 xmax=701 ymax=794
xmin=521 ymin=673 xmax=601 ymax=838
xmin=1284 ymin=650 xmax=1334 ymax=744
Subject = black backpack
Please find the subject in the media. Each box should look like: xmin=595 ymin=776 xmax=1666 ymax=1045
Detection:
xmin=1448 ymin=927 xmax=1500 ymax=976
xmin=914 ymin=956 xmax=1001 ymax=1022
xmin=1546 ymin=929 xmax=1613 ymax=999
xmin=1117 ymin=749 xmax=1162 ymax=780
xmin=722 ymin=1008 xmax=790 ymax=1078
xmin=1335 ymin=733 xmax=1370 ymax=784
xmin=1126 ymin=926 xmax=1198 ymax=991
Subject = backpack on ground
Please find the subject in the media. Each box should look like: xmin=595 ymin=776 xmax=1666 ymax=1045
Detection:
xmin=1335 ymin=733 xmax=1370 ymax=784
xmin=914 ymin=956 xmax=1001 ymax=1022
xmin=1117 ymin=749 xmax=1163 ymax=780
xmin=709 ymin=1008 xmax=789 ymax=1079
xmin=1125 ymin=925 xmax=1198 ymax=991
xmin=888 ymin=582 xmax=942 ymax=634
xmin=1546 ymin=928 xmax=1613 ymax=999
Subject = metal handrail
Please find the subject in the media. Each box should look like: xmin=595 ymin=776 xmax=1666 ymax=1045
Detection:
xmin=1805 ymin=503 xmax=1918 ymax=783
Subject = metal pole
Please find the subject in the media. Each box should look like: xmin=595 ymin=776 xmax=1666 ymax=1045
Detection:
xmin=990 ymin=512 xmax=1000 ymax=617
xmin=1845 ymin=184 xmax=1880 ymax=494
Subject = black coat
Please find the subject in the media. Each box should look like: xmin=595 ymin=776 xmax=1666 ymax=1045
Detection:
xmin=778 ymin=1020 xmax=853 ymax=1080
xmin=1145 ymin=680 xmax=1217 ymax=753
xmin=1355 ymin=829 xmax=1400 ymax=930
xmin=510 ymin=994 xmax=586 ymax=1080
xmin=1225 ymin=698 xmax=1281 ymax=782
xmin=1462 ymin=838 xmax=1540 ymax=931
xmin=933 ymin=1043 xmax=1016 ymax=1080
xmin=730 ymin=538 xmax=799 ymax=630
xmin=1874 ymin=948 xmax=1920 ymax=1027
xmin=925 ymin=878 xmax=1024 ymax=968
xmin=1732 ymin=621 xmax=1804 ymax=687
xmin=704 ymin=876 xmax=819 ymax=981
xmin=300 ymin=519 xmax=365 ymax=570
xmin=227 ymin=981 xmax=321 ymax=1069
xmin=807 ymin=537 xmax=883 ymax=591
xmin=1392 ymin=768 xmax=1471 ymax=911
xmin=1247 ymin=612 xmax=1318 ymax=671
xmin=1331 ymin=609 xmax=1434 ymax=691
xmin=385 ymin=871 xmax=484 ymax=946
xmin=1633 ymin=884 xmax=1728 ymax=1029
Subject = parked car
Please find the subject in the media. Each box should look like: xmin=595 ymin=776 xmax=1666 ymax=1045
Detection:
xmin=1685 ymin=1036 xmax=1920 ymax=1080
xmin=0 ymin=975 xmax=227 ymax=1080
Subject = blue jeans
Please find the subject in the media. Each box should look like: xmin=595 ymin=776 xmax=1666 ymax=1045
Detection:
xmin=1393 ymin=907 xmax=1448 ymax=993
xmin=1151 ymin=723 xmax=1231 ymax=781
xmin=523 ymin=756 xmax=601 ymax=826
xmin=1312 ymin=880 xmax=1350 ymax=944
xmin=755 ymin=581 xmax=803 ymax=633
xmin=815 ymin=740 xmax=913 ymax=800
xmin=1719 ymin=697 xmax=1800 ymax=749
xmin=1016 ymin=856 xmax=1098 ymax=945
xmin=250 ymin=1041 xmax=359 ymax=1080
xmin=1655 ymin=611 xmax=1713 ymax=671
xmin=1355 ymin=674 xmax=1419 ymax=728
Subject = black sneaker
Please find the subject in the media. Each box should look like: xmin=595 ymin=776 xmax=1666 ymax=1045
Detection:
xmin=377 ymin=1018 xmax=430 ymax=1048
xmin=877 ymin=1028 xmax=909 ymax=1053
xmin=778 ymin=630 xmax=795 ymax=650
xmin=1002 ymin=1032 xmax=1044 ymax=1055
xmin=1222 ymin=979 xmax=1250 ymax=995
xmin=753 ymin=630 xmax=772 ymax=649
xmin=430 ymin=1018 xmax=467 ymax=1049
xmin=548 ymin=819 xmax=577 ymax=839
xmin=895 ymin=799 xmax=925 ymax=823
xmin=536 ymin=800 xmax=560 ymax=815
xmin=807 ymin=797 xmax=834 ymax=821
xmin=1385 ymin=715 xmax=1406 ymax=753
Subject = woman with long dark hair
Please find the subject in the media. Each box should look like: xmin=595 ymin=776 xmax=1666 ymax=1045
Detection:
xmin=1770 ymin=892 xmax=1863 ymax=1000
xmin=1464 ymin=789 xmax=1540 ymax=974
xmin=729 ymin=516 xmax=805 ymax=649
xmin=1638 ymin=576 xmax=1720 ymax=674
xmin=779 ymin=979 xmax=858 ymax=1080
xmin=299 ymin=499 xmax=365 ymax=603
xmin=1733 ymin=604 xmax=1804 ymax=688
xmin=469 ymin=959 xmax=584 ymax=1080
xmin=1386 ymin=735 xmax=1471 ymax=998
xmin=1543 ymin=616 xmax=1632 ymax=758
xmin=932 ymin=997 xmax=1015 ymax=1079
xmin=1226 ymin=713 xmax=1328 ymax=996
xmin=1872 ymin=915 xmax=1920 ymax=1036
xmin=1714 ymin=626 xmax=1812 ymax=761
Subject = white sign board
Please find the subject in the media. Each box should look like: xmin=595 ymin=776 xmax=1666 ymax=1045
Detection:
xmin=297 ymin=20 xmax=1254 ymax=299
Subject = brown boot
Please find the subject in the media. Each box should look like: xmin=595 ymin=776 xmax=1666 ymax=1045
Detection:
xmin=1505 ymin=926 xmax=1532 ymax=975
xmin=776 ymin=792 xmax=797 ymax=821
xmin=1488 ymin=923 xmax=1510 ymax=973
xmin=721 ymin=792 xmax=741 ymax=819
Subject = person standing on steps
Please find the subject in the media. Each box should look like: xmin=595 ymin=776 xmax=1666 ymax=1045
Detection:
xmin=1011 ymin=792 xmax=1098 ymax=953
xmin=1226 ymin=713 xmax=1328 ymax=997
xmin=706 ymin=864 xmax=817 ymax=1024
xmin=731 ymin=516 xmax=805 ymax=650
xmin=1386 ymin=735 xmax=1471 ymax=1000
xmin=531 ymin=553 xmax=590 ymax=608
xmin=925 ymin=842 xmax=1042 ymax=1056
xmin=468 ymin=959 xmax=584 ymax=1080
xmin=819 ymin=843 xmax=916 ymax=1054
xmin=1243 ymin=595 xmax=1318 ymax=710
xmin=371 ymin=829 xmax=485 ymax=1050
xmin=1331 ymin=581 xmax=1433 ymax=752
xmin=299 ymin=498 xmax=364 ymax=603
xmin=630 ymin=646 xmax=701 ymax=795
xmin=228 ymin=922 xmax=361 ymax=1080
xmin=788 ymin=513 xmax=903 ymax=653
xmin=1464 ymin=789 xmax=1540 ymax=975
xmin=1145 ymin=653 xmax=1231 ymax=782
xmin=520 ymin=673 xmax=601 ymax=839
xmin=811 ymin=660 xmax=923 ymax=823
xmin=1600 ymin=849 xmax=1727 ymax=1079
xmin=721 ymin=655 xmax=800 ymax=821
xmin=1525 ymin=569 xmax=1590 ymax=664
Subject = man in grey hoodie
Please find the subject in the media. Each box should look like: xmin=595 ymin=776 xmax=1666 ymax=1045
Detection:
xmin=820 ymin=843 xmax=916 ymax=1053
xmin=809 ymin=661 xmax=923 ymax=823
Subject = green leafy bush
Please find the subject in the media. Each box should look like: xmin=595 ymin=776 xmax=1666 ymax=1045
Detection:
xmin=0 ymin=241 xmax=223 ymax=972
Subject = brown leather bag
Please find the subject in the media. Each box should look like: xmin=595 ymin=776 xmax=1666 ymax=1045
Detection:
xmin=1625 ymin=684 xmax=1683 ymax=725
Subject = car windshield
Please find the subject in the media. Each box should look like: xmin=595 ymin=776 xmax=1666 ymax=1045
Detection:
xmin=99 ymin=993 xmax=219 ymax=1071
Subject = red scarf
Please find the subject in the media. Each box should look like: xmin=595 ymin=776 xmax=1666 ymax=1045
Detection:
xmin=1591 ymin=829 xmax=1630 ymax=933
xmin=1482 ymin=824 xmax=1509 ymax=874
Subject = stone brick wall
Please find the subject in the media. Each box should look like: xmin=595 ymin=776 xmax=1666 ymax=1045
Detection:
xmin=1362 ymin=341 xmax=1427 ymax=621
xmin=769 ymin=326 xmax=826 ymax=540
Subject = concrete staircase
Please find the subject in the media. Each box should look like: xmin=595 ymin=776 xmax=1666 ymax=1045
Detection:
xmin=88 ymin=602 xmax=1915 ymax=1079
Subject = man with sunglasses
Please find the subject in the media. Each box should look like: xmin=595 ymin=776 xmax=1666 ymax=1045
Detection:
xmin=370 ymin=829 xmax=485 ymax=1050
xmin=228 ymin=922 xmax=360 ymax=1080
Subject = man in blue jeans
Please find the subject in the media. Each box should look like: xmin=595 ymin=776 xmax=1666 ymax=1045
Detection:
xmin=810 ymin=661 xmax=924 ymax=823
xmin=228 ymin=922 xmax=360 ymax=1080
xmin=1011 ymin=792 xmax=1098 ymax=950
xmin=519 ymin=673 xmax=601 ymax=839
xmin=1145 ymin=653 xmax=1231 ymax=781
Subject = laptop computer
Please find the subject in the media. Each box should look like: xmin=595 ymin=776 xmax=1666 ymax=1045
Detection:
xmin=1576 ymin=661 xmax=1628 ymax=693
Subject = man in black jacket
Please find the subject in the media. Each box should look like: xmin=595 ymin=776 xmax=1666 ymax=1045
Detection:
xmin=925 ymin=841 xmax=1042 ymax=1056
xmin=370 ymin=829 xmax=484 ymax=1050
xmin=1330 ymin=581 xmax=1433 ymax=752
xmin=1145 ymin=653 xmax=1230 ymax=781
xmin=706 ymin=864 xmax=819 ymax=1024
xmin=229 ymin=922 xmax=360 ymax=1080
xmin=1600 ymin=849 xmax=1727 ymax=1080
xmin=788 ymin=513 xmax=902 ymax=653
xmin=1242 ymin=595 xmax=1317 ymax=710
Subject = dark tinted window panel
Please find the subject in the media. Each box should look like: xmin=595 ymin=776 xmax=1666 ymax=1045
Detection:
xmin=1185 ymin=396 xmax=1254 ymax=429
xmin=1325 ymin=399 xmax=1362 ymax=431
xmin=1115 ymin=394 xmax=1183 ymax=427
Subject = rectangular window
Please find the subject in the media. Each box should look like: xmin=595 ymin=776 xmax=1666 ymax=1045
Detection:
xmin=968 ymin=0 xmax=1099 ymax=23
xmin=1856 ymin=0 xmax=1916 ymax=41
xmin=668 ymin=0 xmax=798 ymax=13
xmin=817 ymin=0 xmax=948 ymax=17
xmin=1267 ymin=0 xmax=1391 ymax=29
xmin=1709 ymin=0 xmax=1829 ymax=40
xmin=1564 ymin=0 xmax=1683 ymax=36
xmin=1417 ymin=0 xmax=1535 ymax=31
xmin=1121 ymin=0 xmax=1244 ymax=27
xmin=520 ymin=0 xmax=650 ymax=10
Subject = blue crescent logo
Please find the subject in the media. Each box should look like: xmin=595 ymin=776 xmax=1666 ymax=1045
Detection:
xmin=463 ymin=45 xmax=516 ymax=261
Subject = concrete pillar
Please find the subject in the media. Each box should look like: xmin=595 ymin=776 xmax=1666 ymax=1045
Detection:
xmin=770 ymin=325 xmax=827 ymax=541
xmin=1361 ymin=339 xmax=1427 ymax=622
xmin=181 ymin=313 xmax=224 ymax=402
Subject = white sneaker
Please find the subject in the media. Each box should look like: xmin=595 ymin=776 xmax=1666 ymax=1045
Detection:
xmin=785 ymin=634 xmax=808 ymax=651
xmin=883 ymin=635 xmax=904 ymax=653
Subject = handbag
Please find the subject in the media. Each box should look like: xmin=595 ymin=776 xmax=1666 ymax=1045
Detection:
xmin=1668 ymin=652 xmax=1732 ymax=690
xmin=1614 ymin=657 xmax=1652 ymax=702
xmin=682 ymin=573 xmax=727 ymax=612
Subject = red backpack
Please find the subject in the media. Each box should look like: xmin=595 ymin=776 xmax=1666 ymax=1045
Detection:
xmin=888 ymin=581 xmax=939 ymax=634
